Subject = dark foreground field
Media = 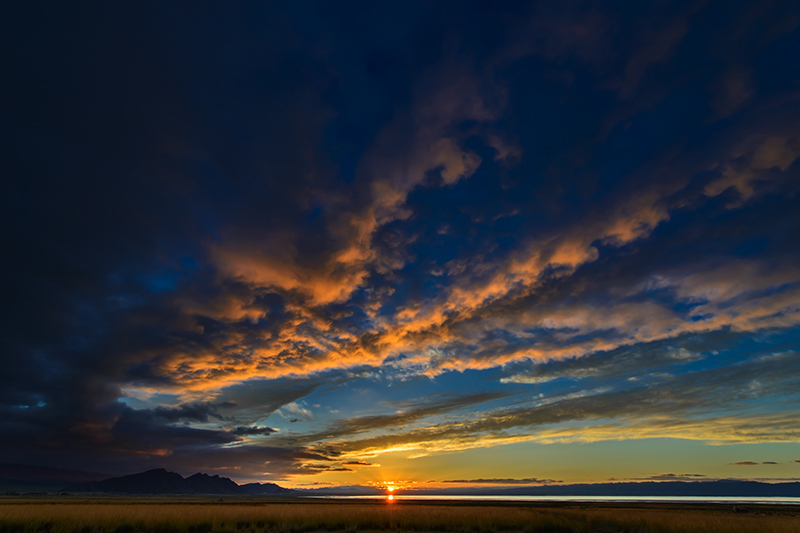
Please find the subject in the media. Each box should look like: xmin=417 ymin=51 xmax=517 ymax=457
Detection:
xmin=1 ymin=498 xmax=798 ymax=533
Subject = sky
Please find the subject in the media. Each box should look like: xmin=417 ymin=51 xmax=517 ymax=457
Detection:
xmin=2 ymin=1 xmax=800 ymax=489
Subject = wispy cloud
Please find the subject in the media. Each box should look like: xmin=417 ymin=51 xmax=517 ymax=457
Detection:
xmin=441 ymin=478 xmax=562 ymax=485
xmin=626 ymin=473 xmax=707 ymax=481
xmin=341 ymin=461 xmax=380 ymax=467
xmin=300 ymin=351 xmax=800 ymax=458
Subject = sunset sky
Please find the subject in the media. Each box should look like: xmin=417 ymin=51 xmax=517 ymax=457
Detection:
xmin=3 ymin=1 xmax=800 ymax=489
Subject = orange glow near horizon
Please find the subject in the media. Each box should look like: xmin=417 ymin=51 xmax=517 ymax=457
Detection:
xmin=363 ymin=480 xmax=415 ymax=491
xmin=387 ymin=494 xmax=394 ymax=501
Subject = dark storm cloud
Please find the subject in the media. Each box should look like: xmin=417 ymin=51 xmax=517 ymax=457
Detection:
xmin=131 ymin=443 xmax=341 ymax=481
xmin=231 ymin=426 xmax=278 ymax=436
xmin=151 ymin=403 xmax=228 ymax=423
xmin=2 ymin=0 xmax=800 ymax=476
xmin=0 ymin=396 xmax=337 ymax=480
xmin=1 ymin=0 xmax=350 ymax=465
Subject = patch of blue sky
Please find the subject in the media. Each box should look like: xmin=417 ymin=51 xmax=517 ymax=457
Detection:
xmin=306 ymin=369 xmax=509 ymax=425
xmin=144 ymin=272 xmax=179 ymax=293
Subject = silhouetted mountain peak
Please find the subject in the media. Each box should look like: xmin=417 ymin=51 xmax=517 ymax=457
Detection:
xmin=63 ymin=468 xmax=292 ymax=495
xmin=184 ymin=472 xmax=241 ymax=494
xmin=240 ymin=482 xmax=294 ymax=495
xmin=187 ymin=473 xmax=223 ymax=481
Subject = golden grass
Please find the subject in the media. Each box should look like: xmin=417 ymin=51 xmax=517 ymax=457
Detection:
xmin=0 ymin=500 xmax=798 ymax=533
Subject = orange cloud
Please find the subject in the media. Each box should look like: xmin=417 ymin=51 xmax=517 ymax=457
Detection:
xmin=705 ymin=134 xmax=800 ymax=205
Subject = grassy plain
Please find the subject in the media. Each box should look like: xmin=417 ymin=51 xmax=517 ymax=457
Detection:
xmin=0 ymin=498 xmax=798 ymax=533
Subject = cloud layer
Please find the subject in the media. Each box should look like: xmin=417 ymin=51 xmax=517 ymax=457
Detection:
xmin=2 ymin=0 xmax=800 ymax=483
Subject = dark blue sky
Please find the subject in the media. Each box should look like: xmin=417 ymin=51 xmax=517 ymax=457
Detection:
xmin=2 ymin=1 xmax=800 ymax=486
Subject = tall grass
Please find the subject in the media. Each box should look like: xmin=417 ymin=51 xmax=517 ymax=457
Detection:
xmin=0 ymin=501 xmax=798 ymax=533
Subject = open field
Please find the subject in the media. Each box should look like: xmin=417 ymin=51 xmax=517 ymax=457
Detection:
xmin=0 ymin=499 xmax=799 ymax=533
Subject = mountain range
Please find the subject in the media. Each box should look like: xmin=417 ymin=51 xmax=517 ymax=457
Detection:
xmin=64 ymin=468 xmax=292 ymax=495
xmin=3 ymin=463 xmax=800 ymax=497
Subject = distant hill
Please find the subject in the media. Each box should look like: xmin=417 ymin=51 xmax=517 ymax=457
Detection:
xmin=494 ymin=480 xmax=800 ymax=497
xmin=64 ymin=468 xmax=293 ymax=495
xmin=240 ymin=482 xmax=294 ymax=495
xmin=0 ymin=463 xmax=109 ymax=492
